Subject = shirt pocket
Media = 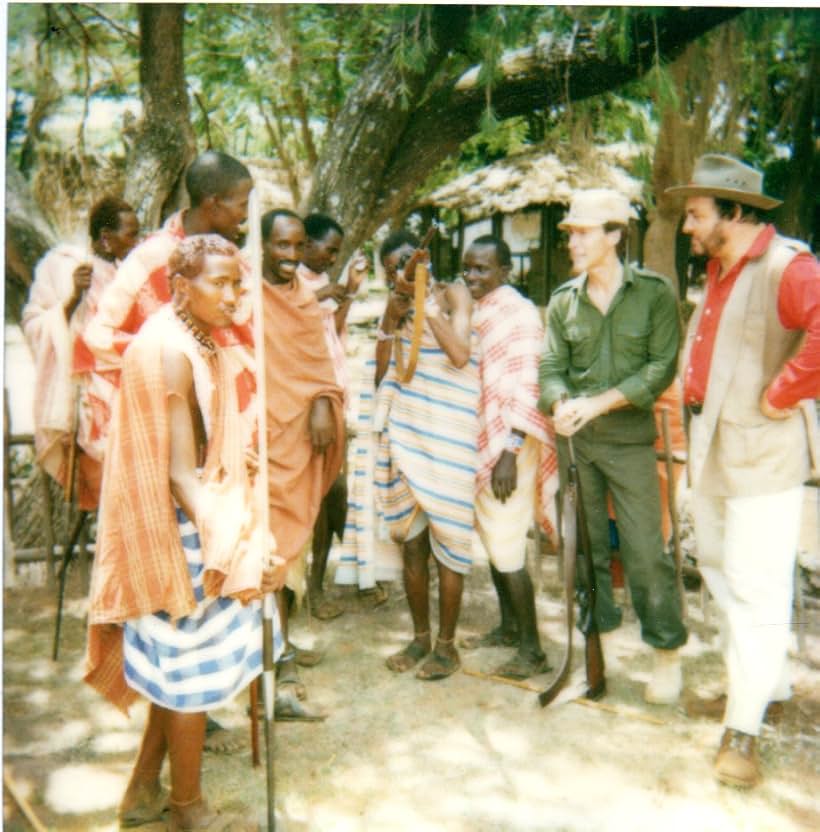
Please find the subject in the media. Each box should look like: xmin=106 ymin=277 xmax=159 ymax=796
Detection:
xmin=564 ymin=321 xmax=600 ymax=369
xmin=613 ymin=320 xmax=650 ymax=363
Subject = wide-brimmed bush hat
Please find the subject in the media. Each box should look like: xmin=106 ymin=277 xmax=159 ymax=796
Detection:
xmin=665 ymin=153 xmax=781 ymax=210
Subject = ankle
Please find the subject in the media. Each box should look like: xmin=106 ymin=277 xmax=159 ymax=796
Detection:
xmin=170 ymin=794 xmax=203 ymax=810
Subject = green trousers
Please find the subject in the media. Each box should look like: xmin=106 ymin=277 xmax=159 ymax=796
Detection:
xmin=558 ymin=434 xmax=687 ymax=650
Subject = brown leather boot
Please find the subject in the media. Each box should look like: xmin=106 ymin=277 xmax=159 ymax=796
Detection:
xmin=686 ymin=693 xmax=786 ymax=725
xmin=714 ymin=728 xmax=761 ymax=788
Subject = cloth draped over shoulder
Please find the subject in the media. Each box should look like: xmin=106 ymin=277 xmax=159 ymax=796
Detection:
xmin=78 ymin=211 xmax=257 ymax=449
xmin=262 ymin=279 xmax=345 ymax=567
xmin=297 ymin=263 xmax=350 ymax=395
xmin=85 ymin=306 xmax=271 ymax=713
xmin=21 ymin=245 xmax=117 ymax=508
xmin=474 ymin=285 xmax=558 ymax=536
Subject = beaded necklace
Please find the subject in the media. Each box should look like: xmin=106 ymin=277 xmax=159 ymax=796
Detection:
xmin=174 ymin=306 xmax=217 ymax=356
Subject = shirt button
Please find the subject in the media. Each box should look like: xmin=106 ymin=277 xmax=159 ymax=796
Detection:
xmin=696 ymin=336 xmax=702 ymax=342
xmin=687 ymin=367 xmax=693 ymax=374
xmin=705 ymin=308 xmax=711 ymax=315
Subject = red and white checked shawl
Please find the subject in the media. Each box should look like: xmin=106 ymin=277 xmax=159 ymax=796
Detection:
xmin=79 ymin=212 xmax=257 ymax=432
xmin=21 ymin=244 xmax=118 ymax=506
xmin=474 ymin=284 xmax=558 ymax=534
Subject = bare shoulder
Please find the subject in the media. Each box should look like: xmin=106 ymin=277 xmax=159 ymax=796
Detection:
xmin=445 ymin=278 xmax=473 ymax=311
xmin=161 ymin=343 xmax=194 ymax=395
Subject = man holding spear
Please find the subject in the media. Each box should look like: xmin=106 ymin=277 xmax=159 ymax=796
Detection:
xmin=22 ymin=196 xmax=140 ymax=510
xmin=85 ymin=235 xmax=284 ymax=830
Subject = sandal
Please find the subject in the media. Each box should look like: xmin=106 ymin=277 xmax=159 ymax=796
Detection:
xmin=358 ymin=584 xmax=389 ymax=609
xmin=459 ymin=628 xmax=520 ymax=650
xmin=289 ymin=643 xmax=324 ymax=668
xmin=310 ymin=595 xmax=345 ymax=621
xmin=274 ymin=689 xmax=327 ymax=722
xmin=386 ymin=632 xmax=430 ymax=673
xmin=415 ymin=639 xmax=460 ymax=681
xmin=276 ymin=659 xmax=308 ymax=700
xmin=493 ymin=651 xmax=550 ymax=681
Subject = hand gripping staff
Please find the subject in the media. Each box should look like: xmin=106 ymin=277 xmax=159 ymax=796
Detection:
xmin=539 ymin=435 xmax=605 ymax=706
xmin=248 ymin=190 xmax=277 ymax=830
xmin=392 ymin=223 xmax=441 ymax=384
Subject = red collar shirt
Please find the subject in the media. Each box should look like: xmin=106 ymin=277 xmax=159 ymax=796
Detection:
xmin=684 ymin=225 xmax=820 ymax=410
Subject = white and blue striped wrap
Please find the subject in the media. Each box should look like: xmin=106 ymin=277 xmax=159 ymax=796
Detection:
xmin=374 ymin=323 xmax=480 ymax=575
xmin=123 ymin=508 xmax=284 ymax=713
xmin=336 ymin=354 xmax=402 ymax=589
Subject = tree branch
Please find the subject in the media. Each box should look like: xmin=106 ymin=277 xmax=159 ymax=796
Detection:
xmin=368 ymin=7 xmax=742 ymax=237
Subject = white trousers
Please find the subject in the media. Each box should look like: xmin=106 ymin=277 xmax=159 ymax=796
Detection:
xmin=692 ymin=486 xmax=803 ymax=736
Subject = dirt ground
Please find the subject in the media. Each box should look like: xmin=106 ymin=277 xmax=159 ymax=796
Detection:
xmin=3 ymin=547 xmax=819 ymax=832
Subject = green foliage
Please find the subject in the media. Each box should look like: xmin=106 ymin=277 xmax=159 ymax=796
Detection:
xmin=6 ymin=3 xmax=814 ymax=236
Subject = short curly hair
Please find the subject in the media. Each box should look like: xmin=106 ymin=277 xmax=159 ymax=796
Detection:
xmin=168 ymin=234 xmax=240 ymax=281
xmin=88 ymin=196 xmax=133 ymax=242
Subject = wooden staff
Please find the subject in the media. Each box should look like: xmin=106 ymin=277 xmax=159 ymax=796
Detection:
xmin=248 ymin=190 xmax=276 ymax=830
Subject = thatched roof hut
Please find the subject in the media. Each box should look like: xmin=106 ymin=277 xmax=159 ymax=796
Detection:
xmin=414 ymin=142 xmax=649 ymax=303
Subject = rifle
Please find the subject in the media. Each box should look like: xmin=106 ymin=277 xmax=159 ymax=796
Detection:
xmin=392 ymin=223 xmax=441 ymax=383
xmin=539 ymin=435 xmax=605 ymax=705
xmin=659 ymin=407 xmax=687 ymax=619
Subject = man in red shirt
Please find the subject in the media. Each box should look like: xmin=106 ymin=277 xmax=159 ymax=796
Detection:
xmin=668 ymin=154 xmax=820 ymax=789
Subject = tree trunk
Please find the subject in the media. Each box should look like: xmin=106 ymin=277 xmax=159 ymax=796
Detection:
xmin=776 ymin=44 xmax=818 ymax=245
xmin=306 ymin=5 xmax=476 ymax=248
xmin=123 ymin=4 xmax=196 ymax=229
xmin=5 ymin=167 xmax=56 ymax=322
xmin=306 ymin=7 xmax=740 ymax=266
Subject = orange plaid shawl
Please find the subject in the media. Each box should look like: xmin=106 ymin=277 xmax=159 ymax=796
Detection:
xmin=85 ymin=308 xmax=267 ymax=712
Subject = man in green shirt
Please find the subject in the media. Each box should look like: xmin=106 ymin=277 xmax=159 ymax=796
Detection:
xmin=539 ymin=188 xmax=687 ymax=705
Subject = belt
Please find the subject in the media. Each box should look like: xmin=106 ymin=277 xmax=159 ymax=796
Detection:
xmin=687 ymin=403 xmax=703 ymax=416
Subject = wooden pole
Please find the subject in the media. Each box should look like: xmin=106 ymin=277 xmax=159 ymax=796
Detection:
xmin=248 ymin=188 xmax=276 ymax=831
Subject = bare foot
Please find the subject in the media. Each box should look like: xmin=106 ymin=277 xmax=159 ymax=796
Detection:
xmin=386 ymin=632 xmax=431 ymax=672
xmin=459 ymin=626 xmax=520 ymax=650
xmin=169 ymin=797 xmax=256 ymax=831
xmin=118 ymin=782 xmax=168 ymax=827
xmin=202 ymin=728 xmax=246 ymax=755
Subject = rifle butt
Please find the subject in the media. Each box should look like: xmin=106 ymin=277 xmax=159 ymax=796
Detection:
xmin=584 ymin=630 xmax=606 ymax=701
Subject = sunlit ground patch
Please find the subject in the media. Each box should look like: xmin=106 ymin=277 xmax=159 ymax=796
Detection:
xmin=27 ymin=658 xmax=56 ymax=681
xmin=90 ymin=730 xmax=142 ymax=754
xmin=4 ymin=627 xmax=25 ymax=644
xmin=24 ymin=689 xmax=50 ymax=708
xmin=45 ymin=763 xmax=125 ymax=814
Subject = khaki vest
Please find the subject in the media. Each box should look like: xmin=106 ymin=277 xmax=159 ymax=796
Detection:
xmin=684 ymin=233 xmax=811 ymax=496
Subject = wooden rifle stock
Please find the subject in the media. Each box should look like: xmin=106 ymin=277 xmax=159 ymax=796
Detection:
xmin=570 ymin=437 xmax=606 ymax=700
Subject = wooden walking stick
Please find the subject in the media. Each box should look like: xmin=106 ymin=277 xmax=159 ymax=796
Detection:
xmin=660 ymin=407 xmax=687 ymax=619
xmin=53 ymin=386 xmax=89 ymax=661
xmin=248 ymin=190 xmax=277 ymax=830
